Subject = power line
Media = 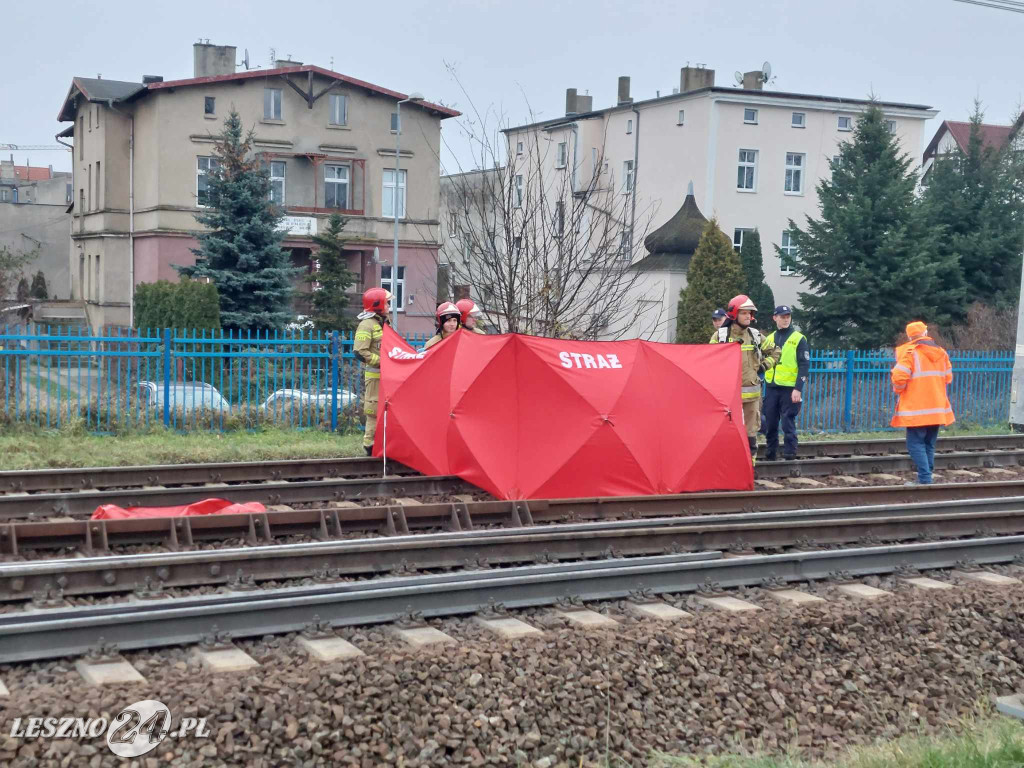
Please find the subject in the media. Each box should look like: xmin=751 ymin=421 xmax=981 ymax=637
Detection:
xmin=953 ymin=0 xmax=1024 ymax=13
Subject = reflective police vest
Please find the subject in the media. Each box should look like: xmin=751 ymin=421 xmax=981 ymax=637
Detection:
xmin=764 ymin=330 xmax=804 ymax=387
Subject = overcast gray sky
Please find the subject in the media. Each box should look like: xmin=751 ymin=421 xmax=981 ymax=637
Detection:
xmin=3 ymin=0 xmax=1021 ymax=175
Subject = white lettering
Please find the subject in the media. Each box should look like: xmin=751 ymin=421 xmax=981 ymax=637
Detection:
xmin=569 ymin=352 xmax=584 ymax=367
xmin=388 ymin=346 xmax=427 ymax=360
xmin=557 ymin=351 xmax=627 ymax=370
xmin=55 ymin=718 xmax=74 ymax=737
xmin=607 ymin=354 xmax=622 ymax=369
xmin=559 ymin=351 xmax=572 ymax=368
xmin=69 ymin=719 xmax=89 ymax=738
xmin=581 ymin=354 xmax=597 ymax=369
xmin=177 ymin=717 xmax=197 ymax=738
xmin=87 ymin=718 xmax=107 ymax=738
xmin=596 ymin=356 xmax=611 ymax=369
xmin=41 ymin=718 xmax=58 ymax=738
xmin=195 ymin=718 xmax=211 ymax=737
xmin=25 ymin=719 xmax=41 ymax=738
xmin=9 ymin=718 xmax=24 ymax=737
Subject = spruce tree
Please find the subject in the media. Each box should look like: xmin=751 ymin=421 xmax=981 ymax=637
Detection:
xmin=675 ymin=218 xmax=746 ymax=343
xmin=16 ymin=277 xmax=29 ymax=302
xmin=309 ymin=214 xmax=357 ymax=332
xmin=29 ymin=271 xmax=48 ymax=300
xmin=177 ymin=110 xmax=302 ymax=332
xmin=920 ymin=103 xmax=1023 ymax=309
xmin=739 ymin=230 xmax=775 ymax=331
xmin=789 ymin=105 xmax=963 ymax=348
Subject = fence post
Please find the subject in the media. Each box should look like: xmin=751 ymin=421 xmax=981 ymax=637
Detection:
xmin=162 ymin=328 xmax=171 ymax=428
xmin=842 ymin=350 xmax=855 ymax=432
xmin=330 ymin=331 xmax=339 ymax=432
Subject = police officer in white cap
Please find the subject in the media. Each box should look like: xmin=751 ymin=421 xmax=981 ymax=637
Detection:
xmin=762 ymin=305 xmax=809 ymax=461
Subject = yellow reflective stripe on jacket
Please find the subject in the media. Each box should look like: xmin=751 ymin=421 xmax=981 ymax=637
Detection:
xmin=364 ymin=370 xmax=380 ymax=380
xmin=741 ymin=385 xmax=762 ymax=400
xmin=764 ymin=330 xmax=804 ymax=386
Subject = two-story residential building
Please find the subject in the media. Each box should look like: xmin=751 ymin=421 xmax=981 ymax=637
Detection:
xmin=921 ymin=116 xmax=1023 ymax=184
xmin=502 ymin=67 xmax=937 ymax=341
xmin=56 ymin=42 xmax=458 ymax=333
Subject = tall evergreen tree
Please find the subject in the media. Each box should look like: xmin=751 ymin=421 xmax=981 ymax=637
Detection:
xmin=739 ymin=229 xmax=775 ymax=330
xmin=29 ymin=271 xmax=48 ymax=300
xmin=789 ymin=105 xmax=963 ymax=348
xmin=920 ymin=103 xmax=1024 ymax=308
xmin=177 ymin=110 xmax=302 ymax=332
xmin=675 ymin=218 xmax=746 ymax=343
xmin=309 ymin=214 xmax=357 ymax=332
xmin=15 ymin=277 xmax=29 ymax=303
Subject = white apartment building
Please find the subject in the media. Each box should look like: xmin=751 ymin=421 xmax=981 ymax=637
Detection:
xmin=504 ymin=67 xmax=937 ymax=341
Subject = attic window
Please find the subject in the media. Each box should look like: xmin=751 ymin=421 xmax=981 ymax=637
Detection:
xmin=204 ymin=97 xmax=216 ymax=116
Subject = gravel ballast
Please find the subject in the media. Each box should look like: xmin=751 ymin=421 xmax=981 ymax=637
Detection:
xmin=0 ymin=581 xmax=1021 ymax=767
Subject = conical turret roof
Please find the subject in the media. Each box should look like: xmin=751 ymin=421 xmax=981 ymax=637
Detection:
xmin=643 ymin=181 xmax=708 ymax=256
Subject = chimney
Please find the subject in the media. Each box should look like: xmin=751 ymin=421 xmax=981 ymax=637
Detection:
xmin=193 ymin=42 xmax=237 ymax=78
xmin=617 ymin=76 xmax=632 ymax=106
xmin=680 ymin=65 xmax=715 ymax=93
xmin=274 ymin=58 xmax=303 ymax=69
xmin=742 ymin=71 xmax=764 ymax=90
xmin=565 ymin=88 xmax=578 ymax=116
xmin=576 ymin=94 xmax=593 ymax=113
xmin=142 ymin=75 xmax=164 ymax=84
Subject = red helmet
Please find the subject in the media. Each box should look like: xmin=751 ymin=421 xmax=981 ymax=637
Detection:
xmin=726 ymin=294 xmax=757 ymax=321
xmin=363 ymin=288 xmax=391 ymax=314
xmin=436 ymin=302 xmax=461 ymax=323
xmin=455 ymin=298 xmax=481 ymax=324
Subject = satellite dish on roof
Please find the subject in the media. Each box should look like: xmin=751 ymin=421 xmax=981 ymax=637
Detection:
xmin=762 ymin=61 xmax=772 ymax=81
xmin=734 ymin=71 xmax=743 ymax=86
xmin=242 ymin=49 xmax=250 ymax=70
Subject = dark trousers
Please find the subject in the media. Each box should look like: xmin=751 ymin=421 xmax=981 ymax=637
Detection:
xmin=906 ymin=425 xmax=940 ymax=484
xmin=763 ymin=385 xmax=802 ymax=458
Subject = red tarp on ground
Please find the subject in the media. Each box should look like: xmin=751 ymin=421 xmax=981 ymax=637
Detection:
xmin=375 ymin=326 xmax=752 ymax=500
xmin=92 ymin=499 xmax=267 ymax=520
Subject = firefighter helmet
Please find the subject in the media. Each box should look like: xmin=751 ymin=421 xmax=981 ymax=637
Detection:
xmin=726 ymin=294 xmax=757 ymax=321
xmin=455 ymin=298 xmax=481 ymax=324
xmin=362 ymin=288 xmax=392 ymax=314
xmin=436 ymin=302 xmax=461 ymax=323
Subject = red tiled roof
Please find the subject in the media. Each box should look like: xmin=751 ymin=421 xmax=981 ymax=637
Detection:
xmin=924 ymin=120 xmax=1015 ymax=160
xmin=147 ymin=65 xmax=460 ymax=118
xmin=13 ymin=165 xmax=52 ymax=181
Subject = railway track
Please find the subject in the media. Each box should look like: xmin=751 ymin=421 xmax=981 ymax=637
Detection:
xmin=6 ymin=480 xmax=1024 ymax=552
xmin=0 ymin=434 xmax=1019 ymax=496
xmin=3 ymin=497 xmax=1023 ymax=601
xmin=1 ymin=534 xmax=1020 ymax=663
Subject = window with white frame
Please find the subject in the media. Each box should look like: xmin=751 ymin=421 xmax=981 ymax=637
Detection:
xmin=784 ymin=152 xmax=805 ymax=194
xmin=780 ymin=231 xmax=798 ymax=274
xmin=390 ymin=112 xmax=399 ymax=132
xmin=626 ymin=119 xmax=633 ymax=135
xmin=556 ymin=142 xmax=568 ymax=168
xmin=204 ymin=96 xmax=216 ymax=116
xmin=329 ymin=93 xmax=347 ymax=126
xmin=623 ymin=160 xmax=635 ymax=193
xmin=554 ymin=200 xmax=565 ymax=237
xmin=0 ymin=189 xmax=7 ymax=202
xmin=325 ymin=165 xmax=349 ymax=209
xmin=733 ymin=227 xmax=754 ymax=253
xmin=744 ymin=108 xmax=758 ymax=124
xmin=514 ymin=174 xmax=523 ymax=207
xmin=837 ymin=115 xmax=853 ymax=131
xmin=269 ymin=161 xmax=286 ymax=206
xmin=381 ymin=265 xmax=405 ymax=310
xmin=618 ymin=230 xmax=632 ymax=258
xmin=677 ymin=109 xmax=685 ymax=125
xmin=196 ymin=156 xmax=220 ymax=207
xmin=737 ymin=149 xmax=757 ymax=191
xmin=516 ymin=140 xmax=524 ymax=155
xmin=791 ymin=112 xmax=805 ymax=128
xmin=264 ymin=88 xmax=283 ymax=120
xmin=884 ymin=119 xmax=897 ymax=133
xmin=382 ymin=168 xmax=407 ymax=218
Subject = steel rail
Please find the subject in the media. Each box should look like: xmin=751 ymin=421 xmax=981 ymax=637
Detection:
xmin=7 ymin=482 xmax=1024 ymax=552
xmin=0 ymin=434 xmax=1019 ymax=495
xmin=3 ymin=502 xmax=1024 ymax=601
xmin=0 ymin=474 xmax=472 ymax=520
xmin=1 ymin=536 xmax=1021 ymax=662
xmin=756 ymin=448 xmax=1024 ymax=479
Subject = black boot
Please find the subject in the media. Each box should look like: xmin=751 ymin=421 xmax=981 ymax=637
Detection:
xmin=783 ymin=453 xmax=797 ymax=461
xmin=364 ymin=445 xmax=372 ymax=456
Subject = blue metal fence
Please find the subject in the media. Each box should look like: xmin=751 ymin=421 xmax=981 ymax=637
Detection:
xmin=0 ymin=326 xmax=1014 ymax=433
xmin=0 ymin=325 xmax=429 ymax=433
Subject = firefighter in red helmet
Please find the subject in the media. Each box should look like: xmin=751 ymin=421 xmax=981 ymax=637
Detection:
xmin=354 ymin=288 xmax=391 ymax=455
xmin=424 ymin=302 xmax=462 ymax=349
xmin=710 ymin=294 xmax=781 ymax=463
xmin=456 ymin=298 xmax=486 ymax=334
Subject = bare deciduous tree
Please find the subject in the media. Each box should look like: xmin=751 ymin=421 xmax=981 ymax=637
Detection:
xmin=435 ymin=74 xmax=663 ymax=340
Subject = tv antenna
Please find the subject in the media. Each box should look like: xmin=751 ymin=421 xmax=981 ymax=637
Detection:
xmin=269 ymin=47 xmax=276 ymax=65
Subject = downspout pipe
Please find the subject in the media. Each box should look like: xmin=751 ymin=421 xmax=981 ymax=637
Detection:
xmin=55 ymin=131 xmax=75 ymax=303
xmin=108 ymin=100 xmax=135 ymax=326
xmin=630 ymin=105 xmax=640 ymax=251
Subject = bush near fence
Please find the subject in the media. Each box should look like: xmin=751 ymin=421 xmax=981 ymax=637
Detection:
xmin=0 ymin=326 xmax=1012 ymax=434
